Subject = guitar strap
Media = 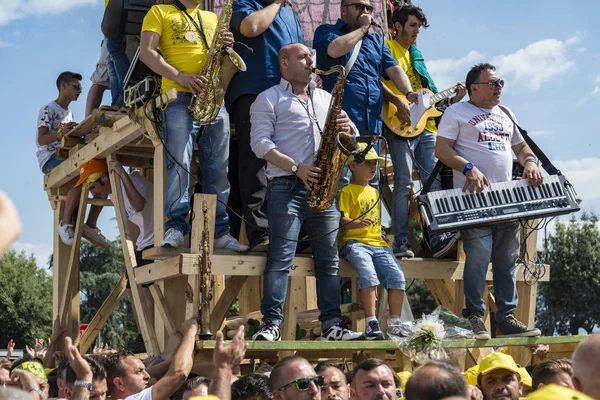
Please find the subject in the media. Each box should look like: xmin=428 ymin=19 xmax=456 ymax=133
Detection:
xmin=498 ymin=105 xmax=559 ymax=176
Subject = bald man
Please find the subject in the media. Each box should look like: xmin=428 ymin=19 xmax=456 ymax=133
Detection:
xmin=572 ymin=332 xmax=600 ymax=399
xmin=404 ymin=361 xmax=469 ymax=400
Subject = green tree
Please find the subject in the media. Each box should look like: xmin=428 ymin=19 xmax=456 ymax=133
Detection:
xmin=0 ymin=250 xmax=52 ymax=347
xmin=536 ymin=212 xmax=600 ymax=335
xmin=406 ymin=279 xmax=437 ymax=317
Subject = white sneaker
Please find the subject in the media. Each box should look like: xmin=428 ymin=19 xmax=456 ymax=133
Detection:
xmin=58 ymin=222 xmax=74 ymax=246
xmin=160 ymin=228 xmax=185 ymax=248
xmin=82 ymin=225 xmax=111 ymax=248
xmin=320 ymin=323 xmax=364 ymax=341
xmin=252 ymin=323 xmax=281 ymax=341
xmin=214 ymin=234 xmax=249 ymax=252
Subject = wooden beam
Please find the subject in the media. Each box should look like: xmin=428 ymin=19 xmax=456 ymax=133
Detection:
xmin=108 ymin=155 xmax=161 ymax=356
xmin=209 ymin=276 xmax=248 ymax=334
xmin=78 ymin=273 xmax=128 ymax=354
xmin=149 ymin=285 xmax=177 ymax=337
xmin=87 ymin=198 xmax=114 ymax=207
xmin=134 ymin=254 xmax=550 ymax=285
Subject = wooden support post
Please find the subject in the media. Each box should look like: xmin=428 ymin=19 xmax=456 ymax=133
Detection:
xmin=78 ymin=273 xmax=128 ymax=354
xmin=153 ymin=144 xmax=166 ymax=248
xmin=280 ymin=276 xmax=306 ymax=358
xmin=51 ymin=201 xmax=72 ymax=355
xmin=210 ymin=276 xmax=248 ymax=334
xmin=351 ymin=278 xmax=366 ymax=333
xmin=108 ymin=154 xmax=160 ymax=356
xmin=239 ymin=277 xmax=262 ymax=315
xmin=149 ymin=285 xmax=177 ymax=336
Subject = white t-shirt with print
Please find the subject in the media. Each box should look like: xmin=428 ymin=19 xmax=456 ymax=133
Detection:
xmin=437 ymin=102 xmax=524 ymax=188
xmin=125 ymin=387 xmax=152 ymax=400
xmin=111 ymin=172 xmax=154 ymax=251
xmin=36 ymin=101 xmax=72 ymax=170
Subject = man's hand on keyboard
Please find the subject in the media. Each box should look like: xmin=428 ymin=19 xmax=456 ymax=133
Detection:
xmin=463 ymin=167 xmax=489 ymax=193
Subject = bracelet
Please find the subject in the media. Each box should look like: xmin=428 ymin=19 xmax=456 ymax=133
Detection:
xmin=56 ymin=129 xmax=63 ymax=140
xmin=28 ymin=387 xmax=44 ymax=399
xmin=525 ymin=158 xmax=537 ymax=165
xmin=405 ymin=91 xmax=415 ymax=99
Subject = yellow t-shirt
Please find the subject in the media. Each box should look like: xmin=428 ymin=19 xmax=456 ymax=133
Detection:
xmin=141 ymin=4 xmax=217 ymax=93
xmin=105 ymin=0 xmax=109 ymax=8
xmin=383 ymin=39 xmax=437 ymax=134
xmin=338 ymin=184 xmax=389 ymax=249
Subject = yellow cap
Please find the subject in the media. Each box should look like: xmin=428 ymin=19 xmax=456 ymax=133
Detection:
xmin=348 ymin=142 xmax=385 ymax=163
xmin=478 ymin=352 xmax=520 ymax=377
xmin=518 ymin=366 xmax=532 ymax=388
xmin=525 ymin=384 xmax=593 ymax=400
xmin=74 ymin=159 xmax=108 ymax=188
xmin=397 ymin=371 xmax=412 ymax=393
xmin=11 ymin=361 xmax=47 ymax=381
xmin=464 ymin=364 xmax=479 ymax=386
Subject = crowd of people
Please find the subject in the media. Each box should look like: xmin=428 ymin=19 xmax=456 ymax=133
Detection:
xmin=1 ymin=328 xmax=600 ymax=399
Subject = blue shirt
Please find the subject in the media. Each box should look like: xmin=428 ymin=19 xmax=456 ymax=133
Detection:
xmin=313 ymin=19 xmax=397 ymax=134
xmin=226 ymin=0 xmax=305 ymax=110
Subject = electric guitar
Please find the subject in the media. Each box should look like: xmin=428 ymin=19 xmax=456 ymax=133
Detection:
xmin=382 ymin=84 xmax=461 ymax=139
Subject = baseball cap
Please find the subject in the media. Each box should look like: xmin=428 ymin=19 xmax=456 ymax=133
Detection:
xmin=518 ymin=366 xmax=532 ymax=388
xmin=464 ymin=364 xmax=479 ymax=386
xmin=74 ymin=159 xmax=108 ymax=188
xmin=348 ymin=142 xmax=385 ymax=163
xmin=11 ymin=360 xmax=47 ymax=381
xmin=478 ymin=352 xmax=520 ymax=377
xmin=525 ymin=384 xmax=593 ymax=400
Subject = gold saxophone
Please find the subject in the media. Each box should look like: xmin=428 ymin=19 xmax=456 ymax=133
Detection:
xmin=306 ymin=66 xmax=359 ymax=212
xmin=189 ymin=0 xmax=246 ymax=124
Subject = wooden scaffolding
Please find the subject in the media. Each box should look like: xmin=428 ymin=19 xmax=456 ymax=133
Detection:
xmin=44 ymin=95 xmax=584 ymax=374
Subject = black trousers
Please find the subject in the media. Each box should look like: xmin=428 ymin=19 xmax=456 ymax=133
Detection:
xmin=230 ymin=95 xmax=270 ymax=247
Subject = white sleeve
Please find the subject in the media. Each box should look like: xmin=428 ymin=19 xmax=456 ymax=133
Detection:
xmin=437 ymin=106 xmax=460 ymax=141
xmin=249 ymin=91 xmax=278 ymax=159
xmin=125 ymin=387 xmax=152 ymax=400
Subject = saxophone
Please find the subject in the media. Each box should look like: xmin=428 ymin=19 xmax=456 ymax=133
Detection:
xmin=189 ymin=0 xmax=246 ymax=124
xmin=306 ymin=66 xmax=359 ymax=212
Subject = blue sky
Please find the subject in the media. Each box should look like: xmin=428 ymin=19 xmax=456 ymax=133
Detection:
xmin=1 ymin=0 xmax=599 ymax=268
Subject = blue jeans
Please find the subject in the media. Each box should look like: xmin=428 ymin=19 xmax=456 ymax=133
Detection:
xmin=386 ymin=129 xmax=440 ymax=247
xmin=461 ymin=222 xmax=520 ymax=322
xmin=42 ymin=153 xmax=63 ymax=174
xmin=341 ymin=241 xmax=405 ymax=290
xmin=261 ymin=176 xmax=342 ymax=329
xmin=162 ymin=92 xmax=231 ymax=238
xmin=106 ymin=34 xmax=129 ymax=105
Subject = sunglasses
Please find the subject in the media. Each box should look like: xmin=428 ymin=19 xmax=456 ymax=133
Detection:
xmin=344 ymin=3 xmax=374 ymax=12
xmin=278 ymin=376 xmax=325 ymax=392
xmin=473 ymin=79 xmax=504 ymax=89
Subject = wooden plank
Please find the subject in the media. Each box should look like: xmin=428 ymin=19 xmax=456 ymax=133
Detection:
xmin=108 ymin=155 xmax=161 ymax=356
xmin=351 ymin=278 xmax=365 ymax=333
xmin=196 ymin=335 xmax=587 ymax=351
xmin=135 ymin=254 xmax=550 ymax=285
xmin=239 ymin=277 xmax=262 ymax=315
xmin=78 ymin=273 xmax=127 ymax=354
xmin=425 ymin=279 xmax=455 ymax=310
xmin=280 ymin=276 xmax=306 ymax=359
xmin=59 ymin=187 xmax=88 ymax=337
xmin=142 ymin=246 xmax=191 ymax=260
xmin=149 ymin=285 xmax=177 ymax=336
xmin=87 ymin=198 xmax=114 ymax=207
xmin=210 ymin=276 xmax=248 ymax=334
xmin=153 ymin=145 xmax=166 ymax=248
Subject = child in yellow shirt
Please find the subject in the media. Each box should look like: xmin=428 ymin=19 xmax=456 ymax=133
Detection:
xmin=338 ymin=143 xmax=406 ymax=340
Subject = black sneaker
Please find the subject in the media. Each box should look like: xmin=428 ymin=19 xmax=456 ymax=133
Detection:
xmin=468 ymin=315 xmax=491 ymax=340
xmin=320 ymin=323 xmax=364 ymax=341
xmin=365 ymin=320 xmax=385 ymax=341
xmin=430 ymin=232 xmax=460 ymax=258
xmin=252 ymin=323 xmax=281 ymax=341
xmin=496 ymin=314 xmax=541 ymax=338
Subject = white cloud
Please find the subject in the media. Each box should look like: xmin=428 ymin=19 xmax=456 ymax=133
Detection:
xmin=0 ymin=40 xmax=15 ymax=47
xmin=577 ymin=47 xmax=588 ymax=54
xmin=10 ymin=241 xmax=53 ymax=271
xmin=427 ymin=50 xmax=486 ymax=91
xmin=0 ymin=0 xmax=96 ymax=25
xmin=553 ymin=158 xmax=600 ymax=202
xmin=530 ymin=130 xmax=553 ymax=137
xmin=592 ymin=75 xmax=600 ymax=95
xmin=492 ymin=35 xmax=579 ymax=91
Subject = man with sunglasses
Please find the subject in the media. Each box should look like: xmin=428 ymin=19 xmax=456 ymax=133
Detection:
xmin=313 ymin=0 xmax=417 ymax=188
xmin=383 ymin=5 xmax=466 ymax=259
xmin=436 ymin=63 xmax=543 ymax=339
xmin=37 ymin=71 xmax=111 ymax=250
xmin=271 ymin=356 xmax=323 ymax=400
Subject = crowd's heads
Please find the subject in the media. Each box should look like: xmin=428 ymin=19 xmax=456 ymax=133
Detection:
xmin=476 ymin=352 xmax=521 ymax=400
xmin=270 ymin=355 xmax=321 ymax=400
xmin=572 ymin=332 xmax=600 ymax=400
xmin=350 ymin=358 xmax=397 ymax=400
xmin=0 ymin=358 xmax=12 ymax=387
xmin=525 ymin=384 xmax=594 ymax=400
xmin=56 ymin=357 xmax=70 ymax=398
xmin=64 ymin=355 xmax=108 ymax=400
xmin=56 ymin=71 xmax=83 ymax=99
xmin=404 ymin=360 xmax=468 ymax=400
xmin=531 ymin=358 xmax=573 ymax=391
xmin=231 ymin=373 xmax=273 ymax=400
xmin=0 ymin=387 xmax=31 ymax=400
xmin=104 ymin=350 xmax=149 ymax=398
xmin=315 ymin=362 xmax=348 ymax=400
xmin=177 ymin=375 xmax=212 ymax=400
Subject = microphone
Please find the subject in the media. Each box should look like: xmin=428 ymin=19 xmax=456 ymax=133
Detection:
xmin=371 ymin=21 xmax=382 ymax=29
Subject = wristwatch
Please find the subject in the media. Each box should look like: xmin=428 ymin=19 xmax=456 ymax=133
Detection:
xmin=75 ymin=380 xmax=93 ymax=391
xmin=28 ymin=387 xmax=45 ymax=399
xmin=462 ymin=162 xmax=475 ymax=175
xmin=291 ymin=161 xmax=300 ymax=175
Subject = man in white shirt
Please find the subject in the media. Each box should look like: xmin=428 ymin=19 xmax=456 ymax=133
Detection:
xmin=249 ymin=42 xmax=363 ymax=342
xmin=74 ymin=159 xmax=154 ymax=266
xmin=436 ymin=63 xmax=543 ymax=339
